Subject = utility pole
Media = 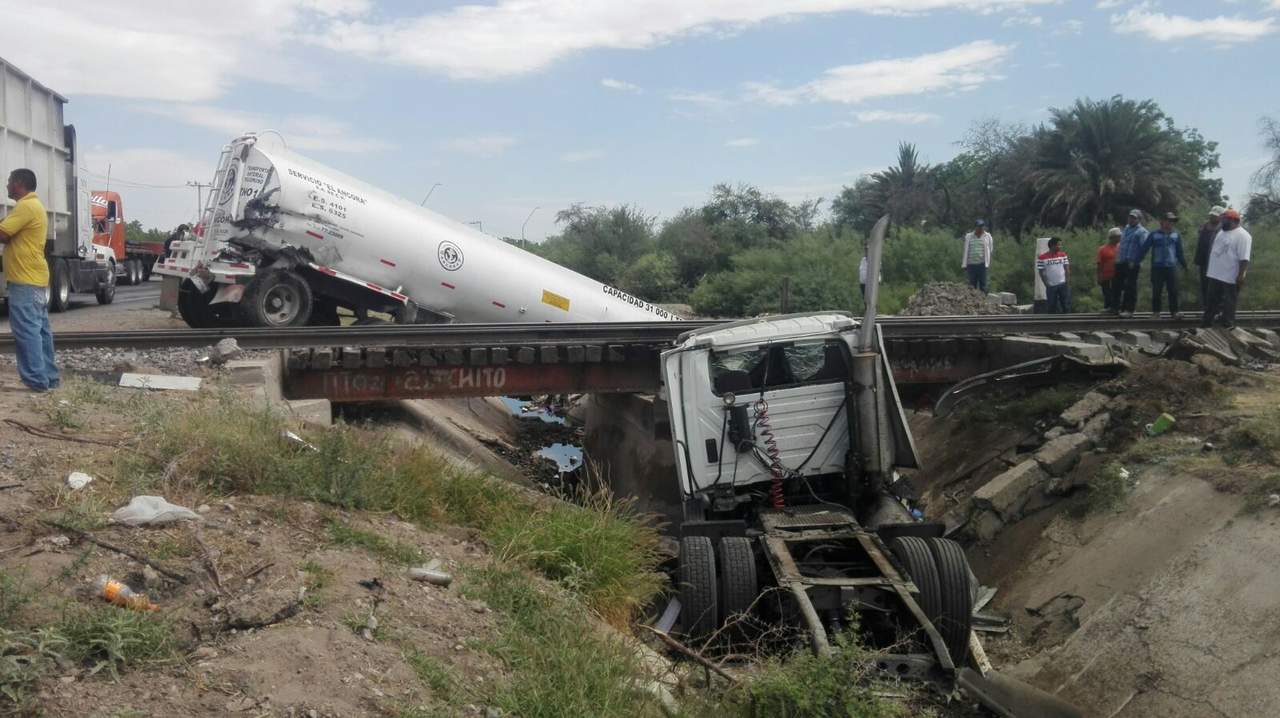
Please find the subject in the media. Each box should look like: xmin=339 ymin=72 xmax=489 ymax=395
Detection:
xmin=521 ymin=206 xmax=541 ymax=242
xmin=467 ymin=220 xmax=483 ymax=232
xmin=420 ymin=183 xmax=442 ymax=206
xmin=187 ymin=180 xmax=212 ymax=221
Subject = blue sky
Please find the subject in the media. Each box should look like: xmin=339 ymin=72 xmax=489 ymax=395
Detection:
xmin=8 ymin=0 xmax=1278 ymax=240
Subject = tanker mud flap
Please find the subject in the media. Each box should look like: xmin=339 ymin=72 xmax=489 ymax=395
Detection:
xmin=957 ymin=668 xmax=1083 ymax=718
xmin=211 ymin=283 xmax=247 ymax=305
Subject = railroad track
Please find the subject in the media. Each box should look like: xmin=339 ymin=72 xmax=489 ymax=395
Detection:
xmin=5 ymin=311 xmax=1280 ymax=352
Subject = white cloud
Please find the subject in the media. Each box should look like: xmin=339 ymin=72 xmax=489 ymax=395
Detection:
xmin=601 ymin=78 xmax=642 ymax=93
xmin=1268 ymin=1 xmax=1280 ymax=12
xmin=1002 ymin=14 xmax=1043 ymax=27
xmin=669 ymin=91 xmax=734 ymax=108
xmin=725 ymin=137 xmax=760 ymax=148
xmin=561 ymin=149 xmax=606 ymax=162
xmin=1096 ymin=0 xmax=1126 ymax=8
xmin=746 ymin=40 xmax=1010 ymax=106
xmin=853 ymin=110 xmax=941 ymax=124
xmin=1110 ymin=5 xmax=1277 ymax=42
xmin=1056 ymin=19 xmax=1085 ymax=35
xmin=441 ymin=135 xmax=518 ymax=158
xmin=311 ymin=0 xmax=1054 ymax=79
xmin=139 ymin=105 xmax=391 ymax=154
xmin=0 ymin=1 xmax=361 ymax=102
xmin=78 ymin=147 xmax=214 ymax=229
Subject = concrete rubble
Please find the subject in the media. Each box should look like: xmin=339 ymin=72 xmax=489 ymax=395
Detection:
xmin=1034 ymin=433 xmax=1093 ymax=477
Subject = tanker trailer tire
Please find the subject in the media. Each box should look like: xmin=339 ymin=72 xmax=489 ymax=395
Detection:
xmin=241 ymin=270 xmax=313 ymax=328
xmin=717 ymin=537 xmax=758 ymax=625
xmin=48 ymin=259 xmax=71 ymax=313
xmin=678 ymin=536 xmax=719 ymax=641
xmin=926 ymin=537 xmax=975 ymax=668
xmin=177 ymin=279 xmax=219 ymax=329
xmin=888 ymin=537 xmax=943 ymax=647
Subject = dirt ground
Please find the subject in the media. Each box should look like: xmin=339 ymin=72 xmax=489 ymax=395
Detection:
xmin=913 ymin=363 xmax=1280 ymax=718
xmin=0 ymin=373 xmax=512 ymax=717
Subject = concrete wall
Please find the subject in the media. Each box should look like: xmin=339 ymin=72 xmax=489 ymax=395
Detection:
xmin=580 ymin=393 xmax=683 ymax=529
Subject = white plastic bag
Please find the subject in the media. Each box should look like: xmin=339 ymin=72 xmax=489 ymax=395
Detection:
xmin=111 ymin=496 xmax=201 ymax=526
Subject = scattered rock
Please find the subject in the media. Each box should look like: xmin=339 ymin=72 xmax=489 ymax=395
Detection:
xmin=191 ymin=646 xmax=219 ymax=661
xmin=45 ymin=535 xmax=71 ymax=549
xmin=408 ymin=568 xmax=453 ymax=587
xmin=900 ymin=282 xmax=1012 ymax=316
xmin=974 ymin=460 xmax=1048 ymax=520
xmin=66 ymin=471 xmax=94 ymax=490
xmin=209 ymin=338 xmax=244 ymax=365
xmin=142 ymin=565 xmax=162 ymax=590
xmin=1061 ymin=391 xmax=1109 ymax=428
xmin=972 ymin=509 xmax=1004 ymax=542
xmin=1081 ymin=412 xmax=1111 ymax=443
xmin=1044 ymin=426 xmax=1068 ymax=441
xmin=1035 ymin=433 xmax=1093 ymax=477
xmin=1268 ymin=494 xmax=1280 ymax=508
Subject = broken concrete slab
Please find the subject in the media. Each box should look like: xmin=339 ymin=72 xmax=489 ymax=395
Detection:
xmin=974 ymin=459 xmax=1048 ymax=520
xmin=1061 ymin=391 xmax=1109 ymax=428
xmin=1035 ymin=433 xmax=1093 ymax=477
xmin=972 ymin=509 xmax=1004 ymax=542
xmin=119 ymin=373 xmax=202 ymax=391
xmin=1081 ymin=412 xmax=1111 ymax=443
xmin=998 ymin=336 xmax=1116 ymax=365
xmin=1255 ymin=328 xmax=1280 ymax=350
xmin=285 ymin=398 xmax=332 ymax=427
xmin=1044 ymin=426 xmax=1068 ymax=441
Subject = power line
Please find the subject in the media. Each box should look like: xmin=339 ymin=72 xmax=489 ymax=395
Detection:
xmin=77 ymin=166 xmax=190 ymax=190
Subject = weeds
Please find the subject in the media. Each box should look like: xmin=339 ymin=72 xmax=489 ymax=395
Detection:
xmin=1086 ymin=462 xmax=1136 ymax=514
xmin=405 ymin=651 xmax=455 ymax=698
xmin=123 ymin=395 xmax=665 ymax=621
xmin=1242 ymin=474 xmax=1280 ymax=514
xmin=0 ymin=573 xmax=33 ymax=628
xmin=958 ymin=384 xmax=1086 ymax=424
xmin=464 ymin=565 xmax=663 ymax=718
xmin=325 ymin=521 xmax=424 ymax=565
xmin=57 ymin=606 xmax=177 ymax=679
xmin=0 ymin=626 xmax=67 ymax=713
xmin=1226 ymin=407 xmax=1280 ymax=465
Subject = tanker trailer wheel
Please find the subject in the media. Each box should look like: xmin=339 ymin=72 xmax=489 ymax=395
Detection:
xmin=177 ymin=279 xmax=220 ymax=328
xmin=888 ymin=537 xmax=943 ymax=646
xmin=678 ymin=536 xmax=719 ymax=641
xmin=241 ymin=270 xmax=313 ymax=328
xmin=717 ymin=537 xmax=758 ymax=625
xmin=926 ymin=537 xmax=975 ymax=667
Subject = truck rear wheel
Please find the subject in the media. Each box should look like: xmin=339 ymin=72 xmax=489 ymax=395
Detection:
xmin=131 ymin=260 xmax=143 ymax=286
xmin=889 ymin=536 xmax=943 ymax=648
xmin=48 ymin=259 xmax=71 ymax=313
xmin=926 ymin=537 xmax=975 ymax=668
xmin=717 ymin=537 xmax=758 ymax=625
xmin=678 ymin=536 xmax=719 ymax=642
xmin=240 ymin=270 xmax=313 ymax=328
xmin=177 ymin=279 xmax=219 ymax=328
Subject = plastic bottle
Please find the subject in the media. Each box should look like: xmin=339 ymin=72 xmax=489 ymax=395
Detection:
xmin=94 ymin=576 xmax=158 ymax=611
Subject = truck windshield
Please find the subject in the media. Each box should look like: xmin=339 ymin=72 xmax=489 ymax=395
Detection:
xmin=709 ymin=340 xmax=848 ymax=396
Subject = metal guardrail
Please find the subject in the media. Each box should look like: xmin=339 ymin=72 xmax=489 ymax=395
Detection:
xmin=3 ymin=312 xmax=1279 ymax=352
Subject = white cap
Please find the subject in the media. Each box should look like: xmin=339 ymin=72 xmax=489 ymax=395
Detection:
xmin=1209 ymin=205 xmax=1226 ymax=217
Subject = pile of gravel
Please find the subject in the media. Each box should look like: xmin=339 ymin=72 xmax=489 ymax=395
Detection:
xmin=0 ymin=345 xmax=271 ymax=377
xmin=900 ymin=282 xmax=1012 ymax=316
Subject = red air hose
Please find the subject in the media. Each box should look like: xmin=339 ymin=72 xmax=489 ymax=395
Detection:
xmin=753 ymin=400 xmax=786 ymax=508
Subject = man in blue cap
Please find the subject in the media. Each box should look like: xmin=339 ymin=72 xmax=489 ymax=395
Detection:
xmin=961 ymin=219 xmax=992 ymax=293
xmin=1138 ymin=212 xmax=1187 ymax=319
xmin=1114 ymin=208 xmax=1148 ymax=318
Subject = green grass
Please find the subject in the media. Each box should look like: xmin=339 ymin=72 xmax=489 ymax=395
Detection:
xmin=957 ymin=384 xmax=1086 ymax=425
xmin=405 ymin=650 xmax=455 ymax=698
xmin=325 ymin=520 xmax=424 ymax=566
xmin=1085 ymin=461 xmax=1136 ymax=515
xmin=121 ymin=394 xmax=665 ymax=624
xmin=300 ymin=561 xmax=334 ymax=609
xmin=463 ymin=565 xmax=663 ymax=718
xmin=687 ymin=632 xmax=909 ymax=718
xmin=0 ymin=572 xmax=34 ymax=629
xmin=56 ymin=606 xmax=177 ymax=679
xmin=0 ymin=626 xmax=67 ymax=712
xmin=1227 ymin=407 xmax=1280 ymax=465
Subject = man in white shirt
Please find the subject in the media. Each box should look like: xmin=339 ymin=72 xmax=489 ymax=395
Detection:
xmin=858 ymin=252 xmax=881 ymax=299
xmin=1201 ymin=208 xmax=1251 ymax=329
xmin=961 ymin=219 xmax=993 ymax=293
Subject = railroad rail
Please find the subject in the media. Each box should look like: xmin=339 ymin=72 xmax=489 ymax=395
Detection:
xmin=5 ymin=311 xmax=1280 ymax=352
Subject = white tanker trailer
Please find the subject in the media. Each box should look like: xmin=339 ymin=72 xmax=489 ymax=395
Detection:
xmin=156 ymin=133 xmax=677 ymax=327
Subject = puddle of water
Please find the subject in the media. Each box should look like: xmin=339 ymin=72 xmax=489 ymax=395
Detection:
xmin=500 ymin=396 xmax=567 ymax=425
xmin=537 ymin=443 xmax=583 ymax=473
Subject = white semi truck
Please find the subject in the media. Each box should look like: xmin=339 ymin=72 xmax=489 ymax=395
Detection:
xmin=0 ymin=58 xmax=116 ymax=312
xmin=157 ymin=133 xmax=677 ymax=327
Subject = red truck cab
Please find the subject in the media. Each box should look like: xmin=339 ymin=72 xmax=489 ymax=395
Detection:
xmin=91 ymin=190 xmax=159 ymax=285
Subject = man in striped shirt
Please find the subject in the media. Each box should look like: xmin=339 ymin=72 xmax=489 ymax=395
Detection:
xmin=1037 ymin=237 xmax=1071 ymax=313
xmin=961 ymin=219 xmax=992 ymax=293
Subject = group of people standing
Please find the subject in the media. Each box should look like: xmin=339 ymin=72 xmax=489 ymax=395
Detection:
xmin=954 ymin=209 xmax=1253 ymax=326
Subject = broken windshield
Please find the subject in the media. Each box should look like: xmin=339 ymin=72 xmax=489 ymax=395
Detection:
xmin=709 ymin=340 xmax=848 ymax=395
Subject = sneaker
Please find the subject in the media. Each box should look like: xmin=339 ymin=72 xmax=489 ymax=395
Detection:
xmin=1118 ymin=311 xmax=1133 ymax=319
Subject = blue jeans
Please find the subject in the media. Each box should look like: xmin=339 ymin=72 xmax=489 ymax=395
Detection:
xmin=7 ymin=283 xmax=59 ymax=390
xmin=1150 ymin=265 xmax=1180 ymax=315
xmin=1046 ymin=282 xmax=1072 ymax=313
xmin=965 ymin=264 xmax=989 ymax=294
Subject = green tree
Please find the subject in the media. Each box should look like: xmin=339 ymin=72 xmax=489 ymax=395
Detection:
xmin=617 ymin=251 xmax=683 ymax=302
xmin=1248 ymin=116 xmax=1280 ymax=224
xmin=1026 ymin=96 xmax=1218 ymax=227
xmin=532 ymin=204 xmax=655 ymax=286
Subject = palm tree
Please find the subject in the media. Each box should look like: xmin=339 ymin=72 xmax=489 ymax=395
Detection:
xmin=870 ymin=142 xmax=937 ymax=231
xmin=1027 ymin=96 xmax=1204 ymax=227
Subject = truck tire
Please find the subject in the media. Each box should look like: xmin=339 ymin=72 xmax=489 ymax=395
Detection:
xmin=926 ymin=537 xmax=975 ymax=668
xmin=141 ymin=260 xmax=153 ymax=282
xmin=130 ymin=259 xmax=142 ymax=286
xmin=240 ymin=270 xmax=313 ymax=328
xmin=48 ymin=259 xmax=71 ymax=313
xmin=95 ymin=263 xmax=116 ymax=305
xmin=889 ymin=536 xmax=943 ymax=648
xmin=717 ymin=537 xmax=758 ymax=625
xmin=678 ymin=536 xmax=719 ymax=642
xmin=177 ymin=279 xmax=219 ymax=328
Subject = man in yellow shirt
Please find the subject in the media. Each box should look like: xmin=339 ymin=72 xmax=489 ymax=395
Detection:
xmin=0 ymin=168 xmax=59 ymax=391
